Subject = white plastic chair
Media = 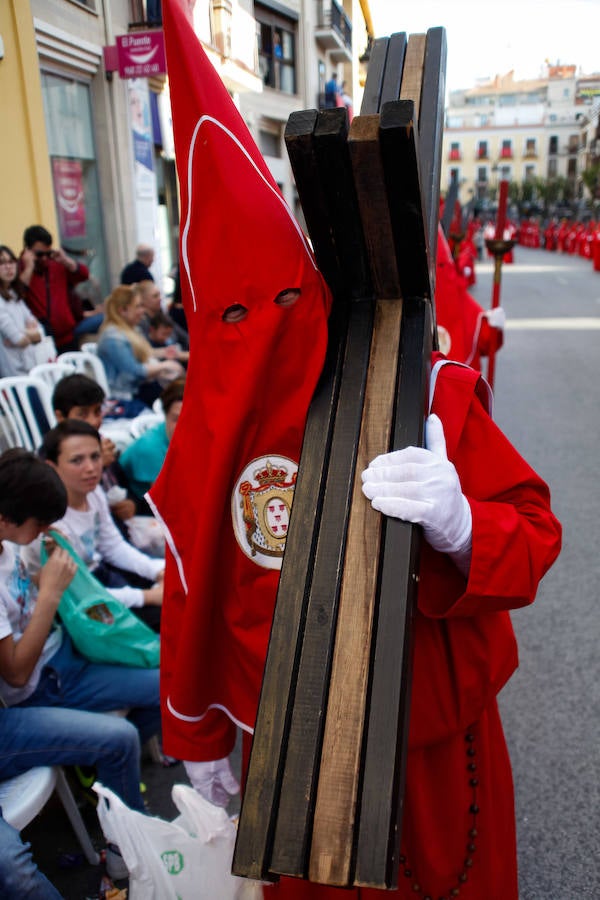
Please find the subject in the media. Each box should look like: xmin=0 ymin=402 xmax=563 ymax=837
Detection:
xmin=0 ymin=376 xmax=56 ymax=450
xmin=81 ymin=342 xmax=98 ymax=355
xmin=0 ymin=766 xmax=100 ymax=864
xmin=29 ymin=362 xmax=76 ymax=393
xmin=58 ymin=351 xmax=110 ymax=398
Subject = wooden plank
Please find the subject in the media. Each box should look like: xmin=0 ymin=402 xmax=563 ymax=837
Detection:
xmin=355 ymin=92 xmax=439 ymax=889
xmin=284 ymin=109 xmax=345 ymax=296
xmin=232 ymin=296 xmax=348 ymax=881
xmin=399 ymin=33 xmax=426 ymax=117
xmin=379 ymin=32 xmax=408 ymax=105
xmin=379 ymin=101 xmax=430 ymax=301
xmin=348 ymin=115 xmax=400 ymax=299
xmin=233 ymin=112 xmax=351 ymax=882
xmin=269 ymin=299 xmax=372 ymax=878
xmin=360 ymin=36 xmax=388 ymax=114
xmin=418 ymin=27 xmax=447 ymax=298
xmin=313 ymin=109 xmax=373 ymax=300
xmin=354 ymin=299 xmax=431 ymax=888
xmin=308 ymin=98 xmax=405 ymax=888
xmin=268 ymin=108 xmax=374 ymax=879
xmin=308 ymin=298 xmax=402 ymax=887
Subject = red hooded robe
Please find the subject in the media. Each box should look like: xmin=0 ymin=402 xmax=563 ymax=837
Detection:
xmin=435 ymin=227 xmax=502 ymax=371
xmin=150 ymin=0 xmax=331 ymax=760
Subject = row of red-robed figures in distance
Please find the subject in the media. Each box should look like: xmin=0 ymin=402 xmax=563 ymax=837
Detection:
xmin=448 ymin=214 xmax=600 ymax=281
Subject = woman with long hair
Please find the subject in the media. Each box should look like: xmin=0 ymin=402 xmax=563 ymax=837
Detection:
xmin=0 ymin=245 xmax=44 ymax=375
xmin=97 ymin=284 xmax=182 ymax=409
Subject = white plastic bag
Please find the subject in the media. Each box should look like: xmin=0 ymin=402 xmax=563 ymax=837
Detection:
xmin=31 ymin=334 xmax=57 ymax=365
xmin=126 ymin=515 xmax=166 ymax=558
xmin=94 ymin=782 xmax=262 ymax=900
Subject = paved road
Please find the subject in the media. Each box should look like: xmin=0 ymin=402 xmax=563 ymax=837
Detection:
xmin=470 ymin=247 xmax=600 ymax=900
xmin=25 ymin=246 xmax=600 ymax=898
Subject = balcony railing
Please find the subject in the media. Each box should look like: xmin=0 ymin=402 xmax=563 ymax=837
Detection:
xmin=477 ymin=149 xmax=489 ymax=160
xmin=315 ymin=0 xmax=352 ymax=60
xmin=500 ymin=148 xmax=513 ymax=159
xmin=129 ymin=0 xmax=162 ymax=28
xmin=449 ymin=149 xmax=461 ymax=161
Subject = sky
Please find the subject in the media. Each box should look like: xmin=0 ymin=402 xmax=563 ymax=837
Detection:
xmin=368 ymin=0 xmax=599 ymax=94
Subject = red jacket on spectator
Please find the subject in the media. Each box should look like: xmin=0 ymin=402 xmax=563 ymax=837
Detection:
xmin=20 ymin=256 xmax=88 ymax=351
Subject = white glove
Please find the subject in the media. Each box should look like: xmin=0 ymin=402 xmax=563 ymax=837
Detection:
xmin=361 ymin=413 xmax=472 ymax=556
xmin=183 ymin=757 xmax=240 ymax=807
xmin=485 ymin=306 xmax=506 ymax=329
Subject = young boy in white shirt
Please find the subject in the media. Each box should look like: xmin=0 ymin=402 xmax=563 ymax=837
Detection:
xmin=26 ymin=420 xmax=164 ymax=632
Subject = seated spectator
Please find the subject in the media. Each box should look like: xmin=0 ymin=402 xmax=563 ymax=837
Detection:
xmin=137 ymin=280 xmax=189 ymax=362
xmin=148 ymin=309 xmax=174 ymax=348
xmin=27 ymin=421 xmax=165 ymax=632
xmin=73 ymin=275 xmax=106 ymax=342
xmin=118 ymin=379 xmax=185 ymax=502
xmin=0 ymin=447 xmax=160 ymax=752
xmin=0 ymin=244 xmax=44 ymax=374
xmin=52 ymin=373 xmax=139 ymax=523
xmin=0 ymin=448 xmax=161 ymax=892
xmin=18 ymin=225 xmax=89 ymax=353
xmin=97 ymin=284 xmax=183 ymax=410
xmin=147 ymin=310 xmax=189 ymax=365
xmin=0 ymin=704 xmax=146 ymax=895
xmin=120 ymin=243 xmax=155 ymax=285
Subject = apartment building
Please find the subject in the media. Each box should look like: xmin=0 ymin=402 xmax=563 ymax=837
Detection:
xmin=441 ymin=65 xmax=600 ymax=210
xmin=239 ymin=0 xmax=371 ymax=222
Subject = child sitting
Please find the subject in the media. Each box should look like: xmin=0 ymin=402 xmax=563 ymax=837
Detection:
xmin=118 ymin=378 xmax=185 ymax=503
xmin=0 ymin=447 xmax=160 ymax=748
xmin=25 ymin=421 xmax=164 ymax=632
xmin=52 ymin=373 xmax=138 ymax=521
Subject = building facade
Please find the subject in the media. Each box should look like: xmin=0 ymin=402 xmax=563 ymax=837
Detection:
xmin=441 ymin=65 xmax=600 ymax=214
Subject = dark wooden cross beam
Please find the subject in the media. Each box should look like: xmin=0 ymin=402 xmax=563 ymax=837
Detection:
xmin=233 ymin=27 xmax=446 ymax=891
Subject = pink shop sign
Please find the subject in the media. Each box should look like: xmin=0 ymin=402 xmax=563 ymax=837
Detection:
xmin=116 ymin=31 xmax=166 ymax=79
xmin=52 ymin=159 xmax=86 ymax=240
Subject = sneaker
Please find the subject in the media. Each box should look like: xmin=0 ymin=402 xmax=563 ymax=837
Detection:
xmin=105 ymin=843 xmax=129 ymax=881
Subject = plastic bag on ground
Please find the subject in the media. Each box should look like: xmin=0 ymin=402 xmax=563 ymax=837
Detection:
xmin=94 ymin=782 xmax=262 ymax=899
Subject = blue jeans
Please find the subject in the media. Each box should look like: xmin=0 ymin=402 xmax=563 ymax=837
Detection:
xmin=0 ymin=706 xmax=144 ymax=810
xmin=15 ymin=634 xmax=161 ymax=746
xmin=0 ymin=813 xmax=62 ymax=899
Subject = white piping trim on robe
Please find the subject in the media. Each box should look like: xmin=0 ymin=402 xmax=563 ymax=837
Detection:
xmin=182 ymin=115 xmax=317 ymax=313
xmin=429 ymin=358 xmax=494 ymax=418
xmin=464 ymin=310 xmax=485 ymax=367
xmin=166 ymin=696 xmax=254 ymax=736
xmin=144 ymin=491 xmax=188 ymax=594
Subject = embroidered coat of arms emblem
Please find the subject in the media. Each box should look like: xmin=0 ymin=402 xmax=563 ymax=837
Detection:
xmin=231 ymin=455 xmax=298 ymax=570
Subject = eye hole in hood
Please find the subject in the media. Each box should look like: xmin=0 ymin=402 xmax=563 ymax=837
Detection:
xmin=222 ymin=303 xmax=249 ymax=323
xmin=274 ymin=288 xmax=301 ymax=308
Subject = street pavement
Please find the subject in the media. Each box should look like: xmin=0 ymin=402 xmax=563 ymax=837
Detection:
xmin=470 ymin=247 xmax=600 ymax=900
xmin=25 ymin=246 xmax=600 ymax=898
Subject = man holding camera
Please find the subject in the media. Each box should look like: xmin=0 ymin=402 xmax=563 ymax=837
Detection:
xmin=19 ymin=224 xmax=89 ymax=353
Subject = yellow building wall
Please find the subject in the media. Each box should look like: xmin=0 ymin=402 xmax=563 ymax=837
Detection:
xmin=0 ymin=1 xmax=57 ymax=252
